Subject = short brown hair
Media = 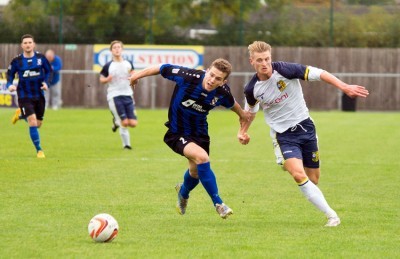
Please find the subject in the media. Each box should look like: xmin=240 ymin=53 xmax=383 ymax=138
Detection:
xmin=110 ymin=40 xmax=123 ymax=50
xmin=21 ymin=34 xmax=34 ymax=42
xmin=210 ymin=58 xmax=232 ymax=79
xmin=248 ymin=41 xmax=271 ymax=57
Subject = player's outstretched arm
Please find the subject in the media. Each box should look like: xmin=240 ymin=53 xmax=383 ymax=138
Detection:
xmin=320 ymin=71 xmax=369 ymax=98
xmin=129 ymin=64 xmax=162 ymax=87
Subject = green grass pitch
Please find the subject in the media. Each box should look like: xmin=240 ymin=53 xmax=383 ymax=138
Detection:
xmin=1 ymin=108 xmax=399 ymax=258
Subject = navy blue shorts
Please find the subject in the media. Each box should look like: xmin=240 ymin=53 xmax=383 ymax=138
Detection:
xmin=113 ymin=96 xmax=137 ymax=120
xmin=276 ymin=118 xmax=320 ymax=168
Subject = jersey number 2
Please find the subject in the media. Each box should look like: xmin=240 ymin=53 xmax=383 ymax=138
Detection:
xmin=179 ymin=137 xmax=187 ymax=144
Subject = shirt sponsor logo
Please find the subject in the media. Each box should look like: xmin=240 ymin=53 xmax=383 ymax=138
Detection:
xmin=182 ymin=99 xmax=195 ymax=107
xmin=265 ymin=92 xmax=289 ymax=107
xmin=181 ymin=99 xmax=206 ymax=112
xmin=22 ymin=70 xmax=41 ymax=77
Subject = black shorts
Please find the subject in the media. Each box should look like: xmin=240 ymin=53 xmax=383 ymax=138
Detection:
xmin=163 ymin=130 xmax=210 ymax=156
xmin=18 ymin=96 xmax=46 ymax=121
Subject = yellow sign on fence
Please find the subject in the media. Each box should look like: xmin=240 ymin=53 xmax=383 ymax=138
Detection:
xmin=93 ymin=45 xmax=204 ymax=72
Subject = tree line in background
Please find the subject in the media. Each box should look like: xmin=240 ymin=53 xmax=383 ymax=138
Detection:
xmin=0 ymin=0 xmax=399 ymax=47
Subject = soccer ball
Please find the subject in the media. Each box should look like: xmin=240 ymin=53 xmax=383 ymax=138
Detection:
xmin=88 ymin=213 xmax=119 ymax=242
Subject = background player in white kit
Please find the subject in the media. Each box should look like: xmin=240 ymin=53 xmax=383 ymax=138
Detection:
xmin=100 ymin=40 xmax=138 ymax=149
xmin=238 ymin=41 xmax=369 ymax=227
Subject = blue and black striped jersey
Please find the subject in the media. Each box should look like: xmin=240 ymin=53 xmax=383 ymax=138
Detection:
xmin=6 ymin=51 xmax=52 ymax=99
xmin=160 ymin=64 xmax=235 ymax=137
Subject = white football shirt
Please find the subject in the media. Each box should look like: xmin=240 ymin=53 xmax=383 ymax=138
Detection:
xmin=244 ymin=62 xmax=324 ymax=133
xmin=100 ymin=60 xmax=134 ymax=101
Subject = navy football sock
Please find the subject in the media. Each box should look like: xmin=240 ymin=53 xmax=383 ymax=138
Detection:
xmin=29 ymin=126 xmax=42 ymax=151
xmin=197 ymin=162 xmax=223 ymax=205
xmin=180 ymin=170 xmax=199 ymax=199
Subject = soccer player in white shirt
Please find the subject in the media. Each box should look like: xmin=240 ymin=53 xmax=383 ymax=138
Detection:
xmin=100 ymin=40 xmax=138 ymax=149
xmin=238 ymin=41 xmax=369 ymax=227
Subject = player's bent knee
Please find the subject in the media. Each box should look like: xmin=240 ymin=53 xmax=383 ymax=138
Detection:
xmin=196 ymin=157 xmax=209 ymax=165
xmin=192 ymin=153 xmax=209 ymax=165
xmin=289 ymin=171 xmax=308 ymax=183
xmin=124 ymin=119 xmax=137 ymax=128
xmin=129 ymin=121 xmax=138 ymax=127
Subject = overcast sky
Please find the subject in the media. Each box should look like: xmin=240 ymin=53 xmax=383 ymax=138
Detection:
xmin=0 ymin=0 xmax=9 ymax=5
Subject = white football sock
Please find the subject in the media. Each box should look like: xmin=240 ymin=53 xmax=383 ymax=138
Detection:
xmin=119 ymin=127 xmax=131 ymax=147
xmin=299 ymin=179 xmax=338 ymax=218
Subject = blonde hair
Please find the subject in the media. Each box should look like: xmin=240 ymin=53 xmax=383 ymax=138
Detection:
xmin=210 ymin=58 xmax=232 ymax=79
xmin=248 ymin=41 xmax=271 ymax=57
xmin=110 ymin=40 xmax=123 ymax=50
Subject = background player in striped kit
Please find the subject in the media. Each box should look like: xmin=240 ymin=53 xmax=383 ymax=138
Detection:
xmin=100 ymin=40 xmax=138 ymax=150
xmin=129 ymin=58 xmax=249 ymax=219
xmin=238 ymin=41 xmax=369 ymax=226
xmin=7 ymin=34 xmax=52 ymax=158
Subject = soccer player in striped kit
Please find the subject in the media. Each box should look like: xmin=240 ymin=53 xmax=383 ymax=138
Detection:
xmin=129 ymin=58 xmax=249 ymax=219
xmin=238 ymin=41 xmax=369 ymax=226
xmin=7 ymin=34 xmax=52 ymax=158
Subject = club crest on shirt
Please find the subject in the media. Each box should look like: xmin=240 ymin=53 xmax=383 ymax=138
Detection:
xmin=312 ymin=151 xmax=320 ymax=162
xmin=277 ymin=80 xmax=287 ymax=92
xmin=37 ymin=59 xmax=42 ymax=66
xmin=210 ymin=97 xmax=219 ymax=106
